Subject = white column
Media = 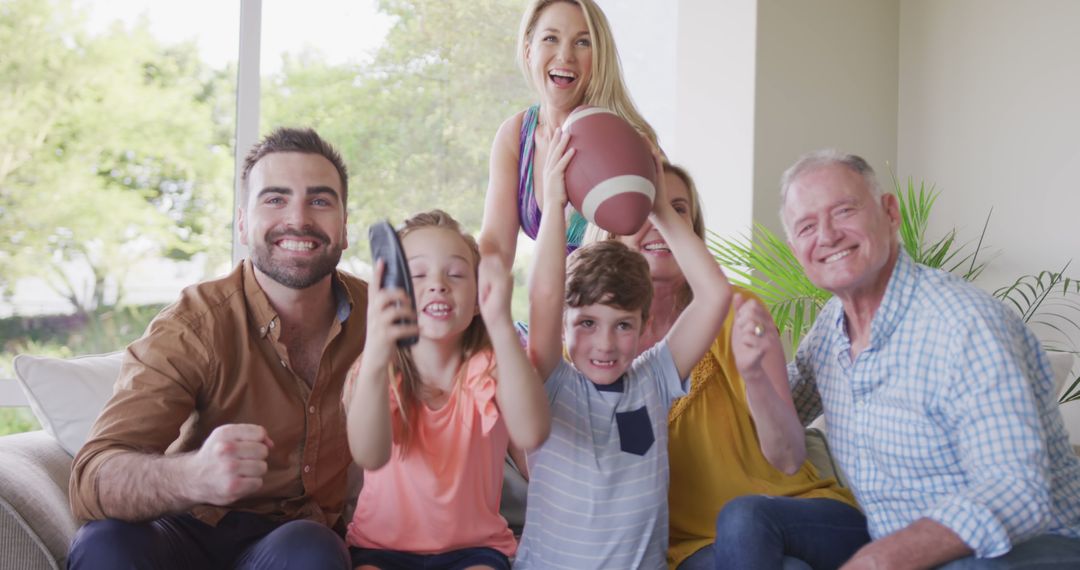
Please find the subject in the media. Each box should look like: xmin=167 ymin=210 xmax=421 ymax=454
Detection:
xmin=675 ymin=0 xmax=758 ymax=241
xmin=232 ymin=0 xmax=262 ymax=265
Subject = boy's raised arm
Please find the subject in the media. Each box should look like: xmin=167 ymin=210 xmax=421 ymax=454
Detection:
xmin=651 ymin=155 xmax=733 ymax=379
xmin=527 ymin=130 xmax=575 ymax=380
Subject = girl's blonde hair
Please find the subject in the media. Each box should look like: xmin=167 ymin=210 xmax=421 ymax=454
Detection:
xmin=516 ymin=0 xmax=659 ymax=148
xmin=393 ymin=209 xmax=491 ymax=454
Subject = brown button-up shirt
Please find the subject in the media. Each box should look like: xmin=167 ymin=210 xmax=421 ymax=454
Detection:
xmin=70 ymin=260 xmax=367 ymax=527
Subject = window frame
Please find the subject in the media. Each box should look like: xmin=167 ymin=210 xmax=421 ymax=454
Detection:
xmin=232 ymin=0 xmax=262 ymax=265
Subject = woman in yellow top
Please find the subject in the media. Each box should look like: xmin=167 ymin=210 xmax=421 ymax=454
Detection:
xmin=613 ymin=162 xmax=871 ymax=570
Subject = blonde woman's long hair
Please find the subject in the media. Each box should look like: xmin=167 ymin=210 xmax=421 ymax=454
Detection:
xmin=393 ymin=210 xmax=491 ymax=455
xmin=516 ymin=0 xmax=659 ymax=148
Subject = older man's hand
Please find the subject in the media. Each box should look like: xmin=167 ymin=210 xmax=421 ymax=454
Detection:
xmin=840 ymin=546 xmax=891 ymax=570
xmin=839 ymin=519 xmax=973 ymax=570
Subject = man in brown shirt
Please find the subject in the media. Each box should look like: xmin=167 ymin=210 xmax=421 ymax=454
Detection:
xmin=67 ymin=127 xmax=367 ymax=569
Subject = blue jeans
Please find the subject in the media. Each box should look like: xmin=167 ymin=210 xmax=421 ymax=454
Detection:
xmin=67 ymin=511 xmax=350 ymax=569
xmin=936 ymin=534 xmax=1080 ymax=569
xmin=677 ymin=495 xmax=871 ymax=570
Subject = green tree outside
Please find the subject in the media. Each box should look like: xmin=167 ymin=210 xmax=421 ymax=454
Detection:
xmin=1 ymin=0 xmax=236 ymax=315
xmin=262 ymin=0 xmax=533 ymax=249
xmin=0 ymin=0 xmax=536 ymax=435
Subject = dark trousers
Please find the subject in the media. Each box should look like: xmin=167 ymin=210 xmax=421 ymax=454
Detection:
xmin=67 ymin=511 xmax=350 ymax=570
xmin=683 ymin=496 xmax=871 ymax=570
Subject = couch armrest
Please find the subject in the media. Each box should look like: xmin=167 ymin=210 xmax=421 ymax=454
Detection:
xmin=0 ymin=430 xmax=77 ymax=570
xmin=805 ymin=426 xmax=851 ymax=489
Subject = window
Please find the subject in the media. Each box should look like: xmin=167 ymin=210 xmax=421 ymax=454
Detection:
xmin=0 ymin=0 xmax=239 ymax=432
xmin=257 ymin=0 xmax=532 ymax=272
xmin=0 ymin=0 xmax=534 ymax=434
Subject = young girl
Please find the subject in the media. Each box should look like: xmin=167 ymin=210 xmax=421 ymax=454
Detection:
xmin=480 ymin=0 xmax=659 ymax=266
xmin=343 ymin=210 xmax=550 ymax=570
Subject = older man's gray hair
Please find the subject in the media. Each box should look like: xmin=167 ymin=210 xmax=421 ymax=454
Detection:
xmin=780 ymin=149 xmax=882 ymax=205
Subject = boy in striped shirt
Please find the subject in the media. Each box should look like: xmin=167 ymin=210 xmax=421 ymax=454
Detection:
xmin=514 ymin=144 xmax=731 ymax=569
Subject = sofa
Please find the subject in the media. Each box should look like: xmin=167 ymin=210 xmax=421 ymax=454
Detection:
xmin=1 ymin=350 xmax=1077 ymax=570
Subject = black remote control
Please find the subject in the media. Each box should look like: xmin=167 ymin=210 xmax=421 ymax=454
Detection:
xmin=368 ymin=220 xmax=418 ymax=348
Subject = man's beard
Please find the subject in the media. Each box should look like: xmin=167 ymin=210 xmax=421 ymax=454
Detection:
xmin=250 ymin=228 xmax=343 ymax=289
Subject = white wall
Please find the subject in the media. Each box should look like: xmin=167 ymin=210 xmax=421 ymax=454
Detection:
xmin=898 ymin=0 xmax=1080 ymax=297
xmin=610 ymin=0 xmax=1080 ymax=438
xmin=609 ymin=0 xmax=1079 ymax=340
xmin=898 ymin=0 xmax=1080 ymax=434
xmin=674 ymin=0 xmax=759 ymax=241
xmin=610 ymin=0 xmax=901 ymax=242
xmin=601 ymin=0 xmax=758 ymax=240
xmin=753 ymin=0 xmax=899 ymax=238
xmin=600 ymin=0 xmax=677 ymax=152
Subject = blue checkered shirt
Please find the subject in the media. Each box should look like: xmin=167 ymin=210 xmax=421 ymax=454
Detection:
xmin=789 ymin=249 xmax=1080 ymax=558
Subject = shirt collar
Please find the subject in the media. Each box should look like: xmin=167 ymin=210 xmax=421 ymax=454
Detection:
xmin=831 ymin=248 xmax=920 ymax=350
xmin=242 ymin=260 xmax=354 ymax=339
xmin=594 ymin=376 xmax=626 ymax=393
xmin=242 ymin=260 xmax=279 ymax=338
xmin=331 ymin=274 xmax=352 ymax=322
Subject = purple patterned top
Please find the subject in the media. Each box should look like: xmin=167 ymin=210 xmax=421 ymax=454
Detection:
xmin=517 ymin=104 xmax=587 ymax=252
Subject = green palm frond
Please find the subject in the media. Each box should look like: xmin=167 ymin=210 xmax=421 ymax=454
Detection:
xmin=994 ymin=262 xmax=1080 ymax=349
xmin=895 ymin=176 xmax=938 ymax=262
xmin=707 ymin=224 xmax=830 ymax=348
xmin=991 ymin=263 xmax=1080 ymax=403
xmin=994 ymin=262 xmax=1079 ymax=319
xmin=892 ymin=174 xmax=991 ymax=279
xmin=1061 ymin=374 xmax=1080 ymax=404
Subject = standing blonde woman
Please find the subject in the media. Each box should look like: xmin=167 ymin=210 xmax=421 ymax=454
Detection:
xmin=480 ymin=0 xmax=657 ymax=265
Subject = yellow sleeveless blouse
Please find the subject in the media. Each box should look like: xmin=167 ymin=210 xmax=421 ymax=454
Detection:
xmin=666 ymin=289 xmax=857 ymax=568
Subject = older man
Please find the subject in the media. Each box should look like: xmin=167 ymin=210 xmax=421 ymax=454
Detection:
xmin=777 ymin=150 xmax=1080 ymax=568
xmin=67 ymin=127 xmax=366 ymax=569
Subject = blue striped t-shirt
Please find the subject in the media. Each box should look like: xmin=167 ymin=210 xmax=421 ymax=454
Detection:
xmin=514 ymin=341 xmax=683 ymax=569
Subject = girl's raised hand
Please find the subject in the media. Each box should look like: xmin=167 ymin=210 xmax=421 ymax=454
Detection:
xmin=541 ymin=128 xmax=576 ymax=214
xmin=363 ymin=259 xmax=420 ymax=367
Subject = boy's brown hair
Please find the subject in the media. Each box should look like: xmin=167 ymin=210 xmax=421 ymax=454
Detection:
xmin=565 ymin=240 xmax=653 ymax=322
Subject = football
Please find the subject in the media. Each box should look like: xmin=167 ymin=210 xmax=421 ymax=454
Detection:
xmin=561 ymin=106 xmax=656 ymax=236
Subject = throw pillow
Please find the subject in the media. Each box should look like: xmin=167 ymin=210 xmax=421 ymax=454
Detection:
xmin=13 ymin=352 xmax=123 ymax=456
